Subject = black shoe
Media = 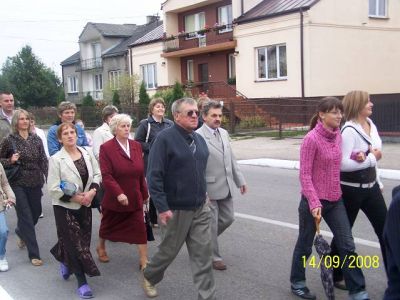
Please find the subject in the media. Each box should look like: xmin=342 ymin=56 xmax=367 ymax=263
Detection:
xmin=291 ymin=286 xmax=316 ymax=300
xmin=334 ymin=280 xmax=348 ymax=290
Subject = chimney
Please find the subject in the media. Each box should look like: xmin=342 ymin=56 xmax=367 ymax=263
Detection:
xmin=146 ymin=15 xmax=159 ymax=24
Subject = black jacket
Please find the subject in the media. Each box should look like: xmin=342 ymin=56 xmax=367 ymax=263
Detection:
xmin=147 ymin=124 xmax=209 ymax=213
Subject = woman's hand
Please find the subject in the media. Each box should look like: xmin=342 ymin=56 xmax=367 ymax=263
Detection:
xmin=311 ymin=207 xmax=321 ymax=219
xmin=71 ymin=193 xmax=86 ymax=206
xmin=10 ymin=153 xmax=20 ymax=164
xmin=370 ymin=146 xmax=382 ymax=161
xmin=81 ymin=189 xmax=96 ymax=207
xmin=4 ymin=199 xmax=15 ymax=209
xmin=117 ymin=193 xmax=129 ymax=206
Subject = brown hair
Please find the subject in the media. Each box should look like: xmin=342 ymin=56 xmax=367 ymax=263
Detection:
xmin=148 ymin=98 xmax=166 ymax=115
xmin=342 ymin=90 xmax=369 ymax=121
xmin=197 ymin=95 xmax=211 ymax=111
xmin=309 ymin=97 xmax=343 ymax=130
xmin=56 ymin=122 xmax=77 ymax=140
xmin=57 ymin=101 xmax=77 ymax=116
xmin=11 ymin=109 xmax=31 ymax=134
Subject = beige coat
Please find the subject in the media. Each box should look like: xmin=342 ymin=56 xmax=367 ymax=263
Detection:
xmin=196 ymin=125 xmax=246 ymax=200
xmin=0 ymin=163 xmax=16 ymax=212
xmin=47 ymin=146 xmax=101 ymax=210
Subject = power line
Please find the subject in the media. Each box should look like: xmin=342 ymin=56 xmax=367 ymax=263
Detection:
xmin=0 ymin=35 xmax=76 ymax=43
xmin=0 ymin=14 xmax=161 ymax=23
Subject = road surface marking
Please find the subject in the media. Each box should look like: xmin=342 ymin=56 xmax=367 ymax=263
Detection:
xmin=235 ymin=212 xmax=380 ymax=249
xmin=0 ymin=286 xmax=13 ymax=300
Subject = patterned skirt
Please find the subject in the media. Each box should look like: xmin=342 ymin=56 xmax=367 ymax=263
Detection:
xmin=51 ymin=205 xmax=100 ymax=277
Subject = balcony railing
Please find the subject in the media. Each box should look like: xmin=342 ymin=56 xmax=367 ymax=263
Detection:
xmin=163 ymin=24 xmax=234 ymax=53
xmin=76 ymin=58 xmax=102 ymax=71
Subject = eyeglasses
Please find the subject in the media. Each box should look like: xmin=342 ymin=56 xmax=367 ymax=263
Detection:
xmin=182 ymin=110 xmax=199 ymax=117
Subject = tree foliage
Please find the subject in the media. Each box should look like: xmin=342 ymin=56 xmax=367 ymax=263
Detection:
xmin=112 ymin=90 xmax=120 ymax=107
xmin=103 ymin=73 xmax=140 ymax=107
xmin=139 ymin=81 xmax=150 ymax=106
xmin=82 ymin=92 xmax=95 ymax=106
xmin=0 ymin=45 xmax=62 ymax=107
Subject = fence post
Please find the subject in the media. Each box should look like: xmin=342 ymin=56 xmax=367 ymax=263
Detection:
xmin=229 ymin=102 xmax=235 ymax=134
xmin=278 ymin=101 xmax=283 ymax=139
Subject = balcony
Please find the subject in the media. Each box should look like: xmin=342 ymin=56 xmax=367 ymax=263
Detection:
xmin=162 ymin=24 xmax=235 ymax=58
xmin=76 ymin=58 xmax=102 ymax=71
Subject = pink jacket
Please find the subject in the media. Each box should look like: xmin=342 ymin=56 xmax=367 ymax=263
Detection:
xmin=300 ymin=121 xmax=342 ymax=211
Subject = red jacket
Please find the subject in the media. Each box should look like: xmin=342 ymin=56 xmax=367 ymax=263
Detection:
xmin=99 ymin=138 xmax=148 ymax=212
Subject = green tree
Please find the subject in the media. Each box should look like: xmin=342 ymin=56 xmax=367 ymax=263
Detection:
xmin=82 ymin=92 xmax=95 ymax=106
xmin=0 ymin=45 xmax=62 ymax=107
xmin=139 ymin=81 xmax=150 ymax=106
xmin=102 ymin=74 xmax=140 ymax=107
xmin=112 ymin=90 xmax=120 ymax=107
xmin=153 ymin=81 xmax=187 ymax=118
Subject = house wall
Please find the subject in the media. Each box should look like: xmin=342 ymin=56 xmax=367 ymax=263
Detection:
xmin=180 ymin=50 xmax=233 ymax=83
xmin=131 ymin=42 xmax=181 ymax=95
xmin=305 ymin=0 xmax=400 ymax=96
xmin=63 ymin=64 xmax=81 ymax=103
xmin=234 ymin=13 xmax=303 ymax=98
xmin=162 ymin=0 xmax=222 ymax=13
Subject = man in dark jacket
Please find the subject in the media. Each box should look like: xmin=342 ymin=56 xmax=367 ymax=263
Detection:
xmin=383 ymin=185 xmax=400 ymax=299
xmin=0 ymin=91 xmax=15 ymax=143
xmin=143 ymin=98 xmax=215 ymax=300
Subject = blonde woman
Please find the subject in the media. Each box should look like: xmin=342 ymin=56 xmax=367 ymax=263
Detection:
xmin=0 ymin=109 xmax=48 ymax=266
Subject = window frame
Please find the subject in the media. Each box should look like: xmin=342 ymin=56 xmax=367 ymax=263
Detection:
xmin=184 ymin=12 xmax=206 ymax=39
xmin=109 ymin=70 xmax=122 ymax=90
xmin=255 ymin=44 xmax=287 ymax=81
xmin=94 ymin=73 xmax=103 ymax=91
xmin=218 ymin=5 xmax=233 ymax=33
xmin=67 ymin=76 xmax=78 ymax=93
xmin=187 ymin=60 xmax=194 ymax=82
xmin=369 ymin=0 xmax=388 ymax=18
xmin=140 ymin=63 xmax=157 ymax=89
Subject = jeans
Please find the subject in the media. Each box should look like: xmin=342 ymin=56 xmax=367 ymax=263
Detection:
xmin=0 ymin=211 xmax=8 ymax=259
xmin=290 ymin=197 xmax=367 ymax=296
xmin=13 ymin=185 xmax=43 ymax=259
xmin=331 ymin=183 xmax=388 ymax=281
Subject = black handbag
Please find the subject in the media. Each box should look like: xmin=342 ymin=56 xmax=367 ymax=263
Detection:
xmin=144 ymin=204 xmax=155 ymax=241
xmin=4 ymin=138 xmax=21 ymax=183
xmin=90 ymin=183 xmax=104 ymax=209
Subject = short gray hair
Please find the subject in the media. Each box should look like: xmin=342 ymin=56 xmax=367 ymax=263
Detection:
xmin=102 ymin=105 xmax=119 ymax=122
xmin=109 ymin=114 xmax=132 ymax=136
xmin=171 ymin=98 xmax=197 ymax=115
xmin=57 ymin=101 xmax=77 ymax=115
xmin=202 ymin=100 xmax=222 ymax=116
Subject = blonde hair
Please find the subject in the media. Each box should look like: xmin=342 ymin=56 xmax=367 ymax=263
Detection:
xmin=342 ymin=90 xmax=369 ymax=121
xmin=109 ymin=114 xmax=132 ymax=136
xmin=11 ymin=109 xmax=31 ymax=134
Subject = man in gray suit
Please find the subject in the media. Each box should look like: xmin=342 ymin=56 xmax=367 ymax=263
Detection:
xmin=0 ymin=91 xmax=15 ymax=143
xmin=196 ymin=100 xmax=247 ymax=271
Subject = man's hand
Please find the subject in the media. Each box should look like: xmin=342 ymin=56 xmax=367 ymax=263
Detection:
xmin=159 ymin=210 xmax=173 ymax=226
xmin=240 ymin=185 xmax=247 ymax=195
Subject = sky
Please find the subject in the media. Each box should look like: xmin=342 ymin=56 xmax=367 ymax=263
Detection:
xmin=0 ymin=0 xmax=162 ymax=77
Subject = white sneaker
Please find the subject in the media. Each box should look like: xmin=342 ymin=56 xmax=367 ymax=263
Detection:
xmin=0 ymin=258 xmax=9 ymax=272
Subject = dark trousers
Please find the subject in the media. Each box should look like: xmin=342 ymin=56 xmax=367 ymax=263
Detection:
xmin=331 ymin=183 xmax=388 ymax=281
xmin=290 ymin=197 xmax=366 ymax=295
xmin=13 ymin=185 xmax=42 ymax=259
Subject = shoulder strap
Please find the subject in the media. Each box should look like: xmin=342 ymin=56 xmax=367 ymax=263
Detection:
xmin=341 ymin=125 xmax=371 ymax=146
xmin=145 ymin=121 xmax=151 ymax=144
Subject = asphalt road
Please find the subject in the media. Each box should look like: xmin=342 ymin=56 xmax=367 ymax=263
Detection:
xmin=0 ymin=165 xmax=397 ymax=300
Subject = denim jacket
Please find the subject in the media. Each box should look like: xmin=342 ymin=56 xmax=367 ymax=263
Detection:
xmin=47 ymin=123 xmax=88 ymax=156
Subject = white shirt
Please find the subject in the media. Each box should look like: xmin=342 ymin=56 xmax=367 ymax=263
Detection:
xmin=2 ymin=109 xmax=12 ymax=124
xmin=33 ymin=126 xmax=50 ymax=158
xmin=92 ymin=123 xmax=114 ymax=160
xmin=117 ymin=139 xmax=130 ymax=158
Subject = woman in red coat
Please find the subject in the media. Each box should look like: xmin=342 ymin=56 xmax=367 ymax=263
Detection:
xmin=97 ymin=114 xmax=149 ymax=269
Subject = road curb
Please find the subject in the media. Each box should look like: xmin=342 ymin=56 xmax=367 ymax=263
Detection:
xmin=238 ymin=158 xmax=400 ymax=180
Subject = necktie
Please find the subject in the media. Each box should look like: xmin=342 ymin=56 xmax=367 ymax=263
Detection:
xmin=189 ymin=134 xmax=196 ymax=154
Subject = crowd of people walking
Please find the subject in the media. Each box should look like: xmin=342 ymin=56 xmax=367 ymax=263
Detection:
xmin=0 ymin=89 xmax=398 ymax=300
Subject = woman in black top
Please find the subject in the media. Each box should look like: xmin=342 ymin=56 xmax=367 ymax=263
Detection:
xmin=0 ymin=109 xmax=48 ymax=266
xmin=135 ymin=98 xmax=173 ymax=226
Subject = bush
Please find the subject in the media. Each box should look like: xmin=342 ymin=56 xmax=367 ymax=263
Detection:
xmin=139 ymin=82 xmax=150 ymax=106
xmin=112 ymin=90 xmax=120 ymax=107
xmin=238 ymin=116 xmax=266 ymax=129
xmin=82 ymin=92 xmax=95 ymax=107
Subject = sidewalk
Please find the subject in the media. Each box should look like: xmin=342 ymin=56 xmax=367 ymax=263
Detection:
xmin=231 ymin=136 xmax=400 ymax=180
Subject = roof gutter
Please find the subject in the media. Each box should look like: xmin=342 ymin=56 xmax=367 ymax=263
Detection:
xmin=235 ymin=6 xmax=311 ymax=25
xmin=300 ymin=8 xmax=305 ymax=98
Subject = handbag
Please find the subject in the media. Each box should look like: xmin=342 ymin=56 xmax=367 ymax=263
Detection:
xmin=4 ymin=138 xmax=21 ymax=183
xmin=90 ymin=183 xmax=104 ymax=209
xmin=144 ymin=204 xmax=155 ymax=241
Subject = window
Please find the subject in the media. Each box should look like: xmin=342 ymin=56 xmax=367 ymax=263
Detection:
xmin=256 ymin=44 xmax=287 ymax=80
xmin=141 ymin=63 xmax=157 ymax=89
xmin=218 ymin=5 xmax=233 ymax=33
xmin=187 ymin=60 xmax=194 ymax=82
xmin=228 ymin=54 xmax=236 ymax=79
xmin=369 ymin=0 xmax=387 ymax=17
xmin=185 ymin=12 xmax=205 ymax=38
xmin=67 ymin=76 xmax=78 ymax=93
xmin=109 ymin=70 xmax=122 ymax=90
xmin=94 ymin=74 xmax=103 ymax=91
